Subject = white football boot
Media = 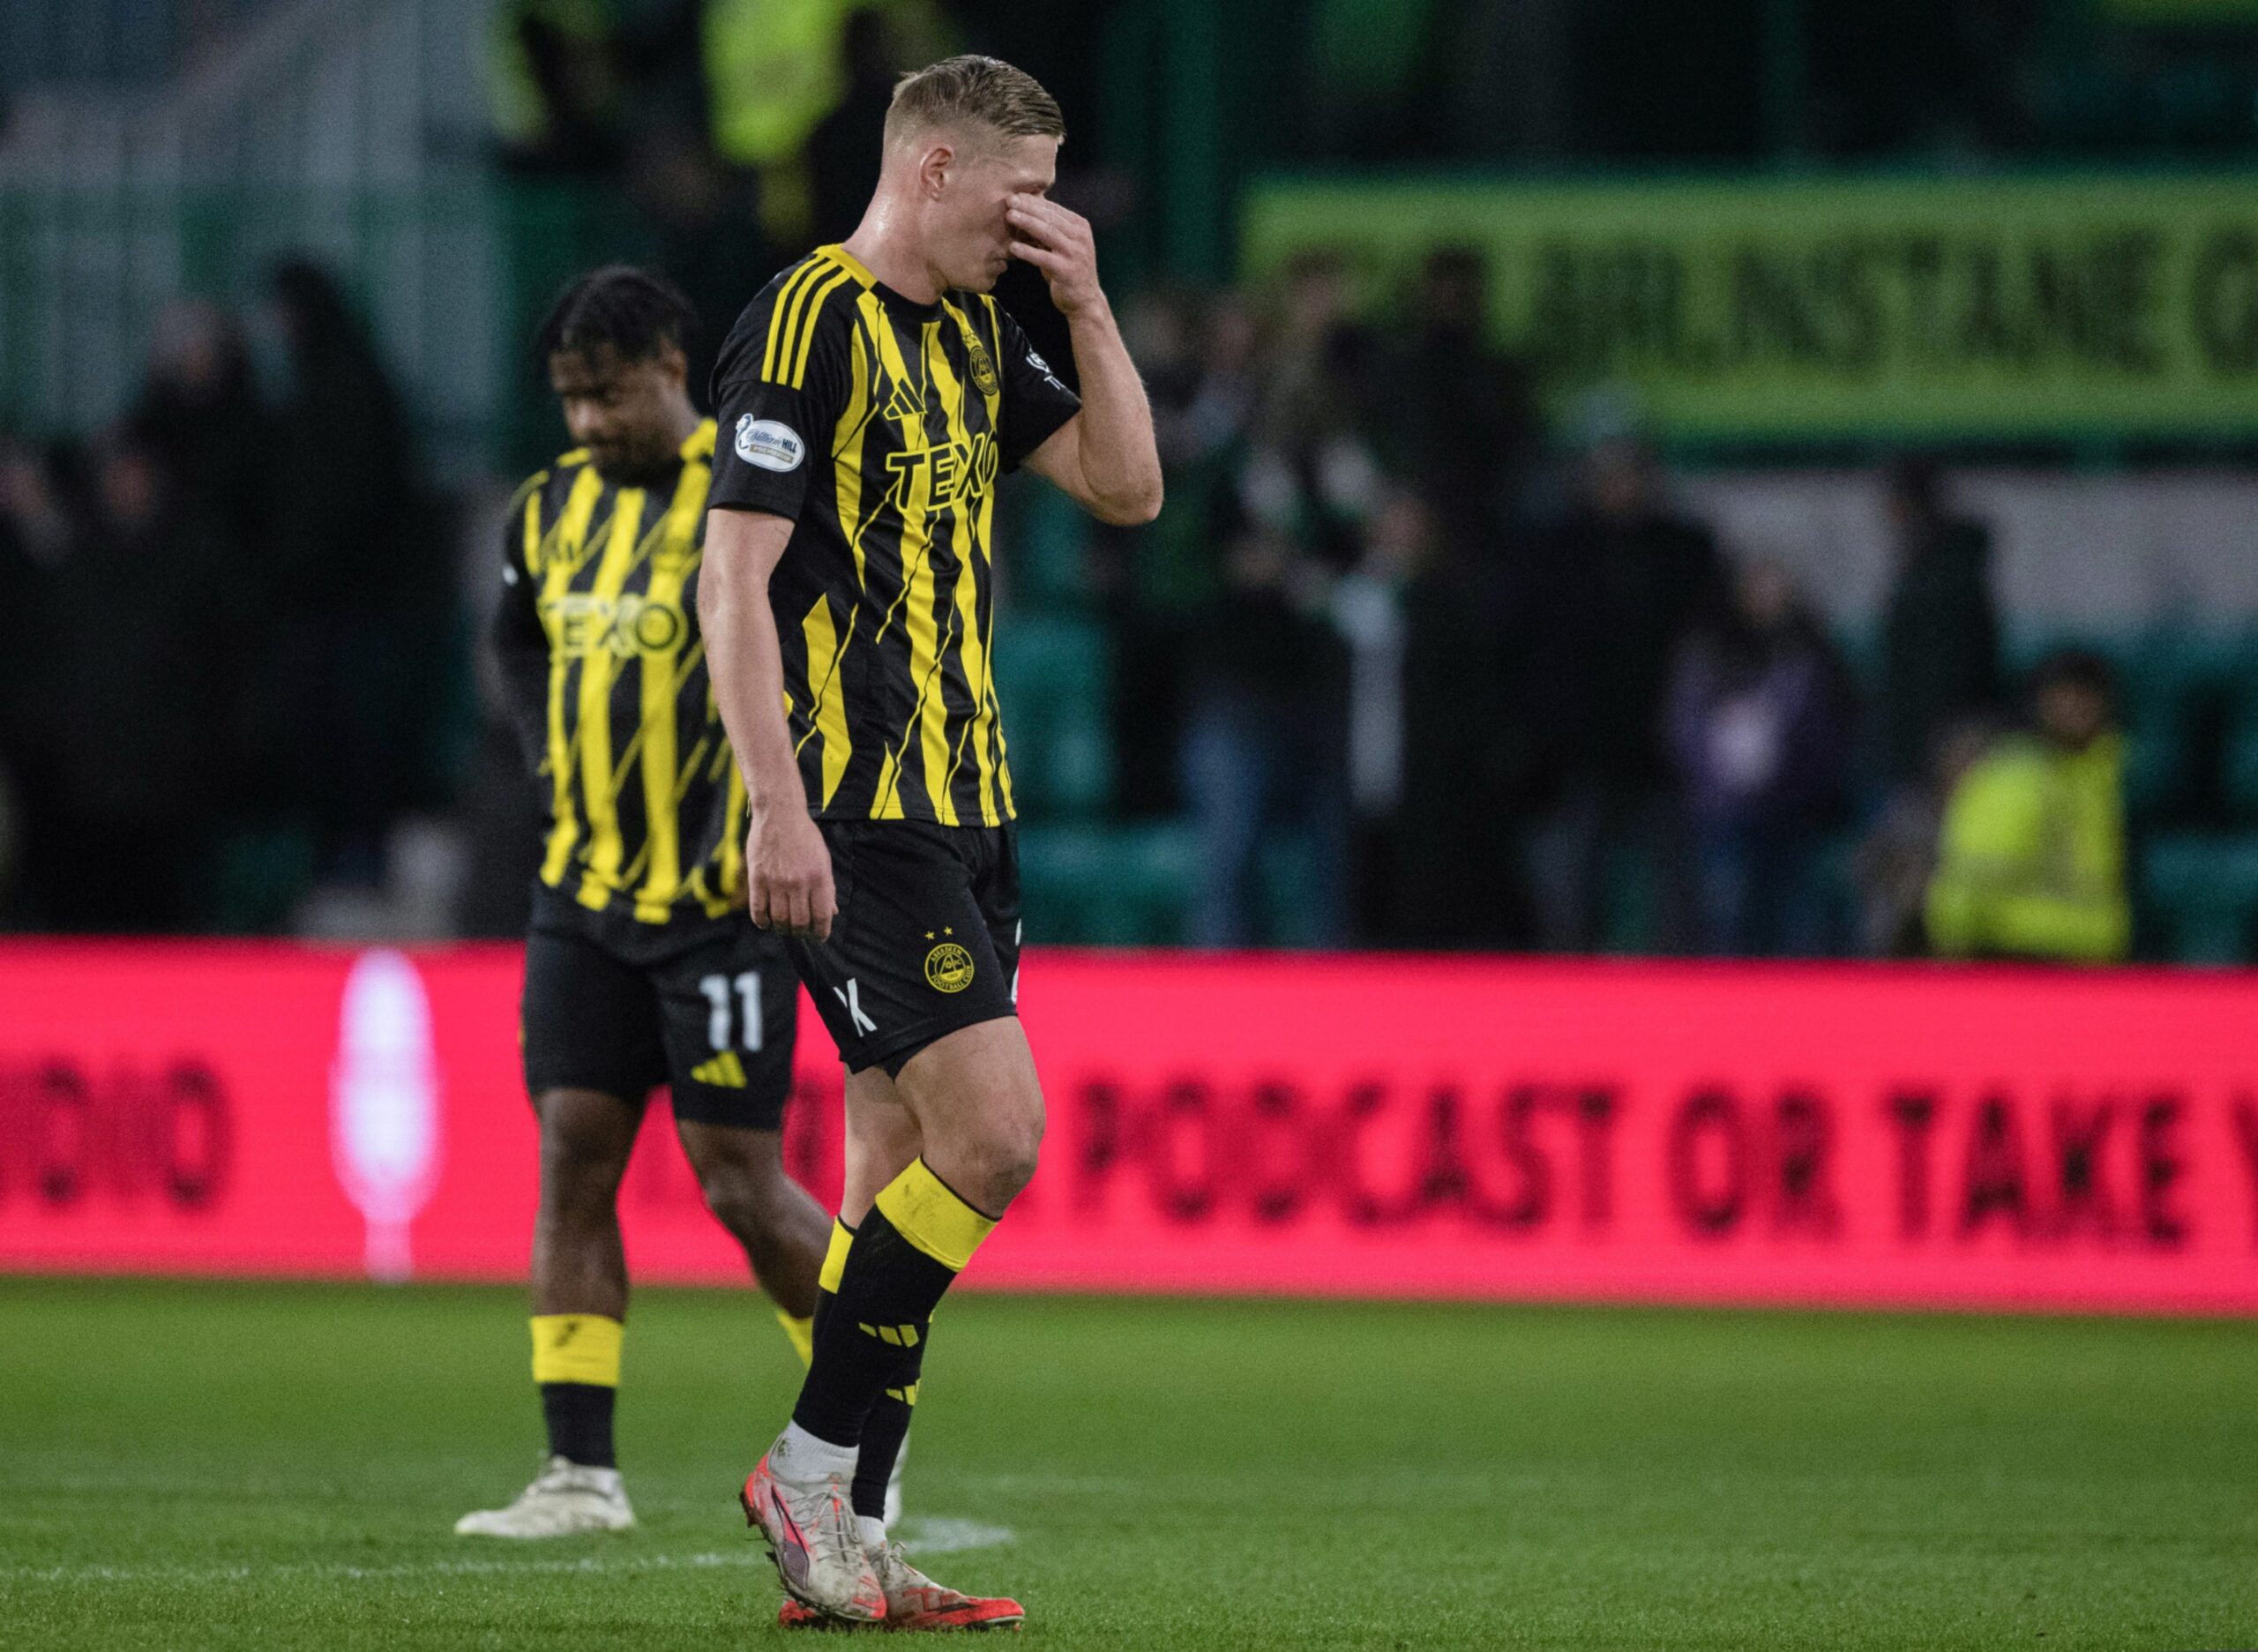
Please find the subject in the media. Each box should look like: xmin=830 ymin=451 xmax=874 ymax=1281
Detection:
xmin=454 ymin=1456 xmax=635 ymax=1537
xmin=741 ymin=1441 xmax=886 ymax=1621
xmin=777 ymin=1540 xmax=1025 ymax=1632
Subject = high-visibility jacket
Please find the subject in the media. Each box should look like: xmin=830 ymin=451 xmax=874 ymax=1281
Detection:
xmin=701 ymin=0 xmax=870 ymax=168
xmin=1925 ymin=732 xmax=2131 ymax=962
xmin=488 ymin=0 xmax=619 ymax=149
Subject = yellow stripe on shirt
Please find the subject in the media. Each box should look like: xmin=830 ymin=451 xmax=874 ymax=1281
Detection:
xmin=539 ymin=465 xmax=606 ymax=887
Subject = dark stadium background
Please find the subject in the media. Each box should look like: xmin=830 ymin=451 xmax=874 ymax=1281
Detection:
xmin=2 ymin=5 xmax=2256 ymax=1649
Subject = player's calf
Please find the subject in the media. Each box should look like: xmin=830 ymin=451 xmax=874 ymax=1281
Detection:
xmin=679 ymin=1120 xmax=828 ymax=1316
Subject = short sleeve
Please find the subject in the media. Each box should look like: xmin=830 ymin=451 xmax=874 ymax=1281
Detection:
xmin=708 ymin=265 xmax=856 ymax=519
xmin=490 ymin=471 xmax=552 ymax=774
xmin=988 ymin=299 xmax=1081 ymax=470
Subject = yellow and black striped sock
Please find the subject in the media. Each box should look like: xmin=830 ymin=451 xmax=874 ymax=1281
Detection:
xmin=807 ymin=1215 xmax=911 ymax=1514
xmin=532 ymin=1313 xmax=622 ymax=1469
xmin=766 ymin=1217 xmax=839 ymax=1373
xmin=790 ymin=1161 xmax=993 ymax=1448
xmin=775 ymin=1307 xmax=815 ymax=1368
xmin=853 ymin=1360 xmax=918 ymax=1520
xmin=811 ymin=1217 xmax=854 ymax=1335
xmin=814 ymin=1216 xmax=914 ymax=1518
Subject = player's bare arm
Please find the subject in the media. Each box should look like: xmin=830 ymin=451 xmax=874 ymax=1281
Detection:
xmin=697 ymin=507 xmax=836 ymax=942
xmin=1007 ymin=194 xmax=1164 ymax=527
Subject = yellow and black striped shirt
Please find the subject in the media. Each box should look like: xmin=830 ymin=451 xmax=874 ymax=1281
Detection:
xmin=492 ymin=420 xmax=747 ymax=923
xmin=707 ymin=243 xmax=1081 ymax=826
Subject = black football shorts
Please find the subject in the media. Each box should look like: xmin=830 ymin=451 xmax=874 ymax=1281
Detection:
xmin=520 ymin=889 xmax=800 ymax=1128
xmin=790 ymin=820 xmax=1022 ymax=1077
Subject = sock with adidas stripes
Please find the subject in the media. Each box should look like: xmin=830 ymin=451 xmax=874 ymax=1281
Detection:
xmin=810 ymin=1215 xmax=917 ymax=1517
xmin=788 ymin=1160 xmax=991 ymax=1451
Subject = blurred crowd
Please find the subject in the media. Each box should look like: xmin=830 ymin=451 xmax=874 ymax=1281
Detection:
xmin=1098 ymin=249 xmax=2131 ymax=963
xmin=0 ymin=1 xmax=2150 ymax=962
xmin=0 ymin=266 xmax=463 ymax=932
xmin=0 ymin=240 xmax=2133 ymax=963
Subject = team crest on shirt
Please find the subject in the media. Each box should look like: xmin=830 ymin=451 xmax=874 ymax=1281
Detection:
xmin=959 ymin=322 xmax=1000 ymax=398
xmin=923 ymin=942 xmax=976 ymax=994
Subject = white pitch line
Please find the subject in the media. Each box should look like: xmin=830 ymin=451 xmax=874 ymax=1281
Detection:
xmin=896 ymin=1517 xmax=1015 ymax=1556
xmin=0 ymin=1521 xmax=1015 ymax=1588
xmin=0 ymin=1550 xmax=749 ymax=1587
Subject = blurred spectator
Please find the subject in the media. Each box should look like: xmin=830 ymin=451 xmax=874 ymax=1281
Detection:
xmin=691 ymin=0 xmax=948 ymax=244
xmin=1243 ymin=250 xmax=1387 ymax=572
xmin=125 ymin=302 xmax=273 ymax=556
xmin=1853 ymin=714 xmax=1997 ymax=958
xmin=0 ymin=435 xmax=68 ymax=923
xmin=124 ymin=304 xmax=276 ymax=783
xmin=805 ymin=7 xmax=908 ymax=245
xmin=1095 ymin=288 xmax=1258 ymax=817
xmin=1925 ymin=650 xmax=2131 ymax=963
xmin=1666 ymin=557 xmax=1857 ymax=956
xmin=1179 ymin=503 xmax=1351 ymax=950
xmin=486 ymin=0 xmax=628 ymax=176
xmin=258 ymin=261 xmax=446 ymax=889
xmin=1333 ymin=494 xmax=1415 ymax=929
xmin=1878 ymin=456 xmax=2000 ymax=784
xmin=43 ymin=435 xmax=230 ymax=930
xmin=1521 ymin=437 xmax=1731 ymax=952
xmin=1372 ymin=247 xmax=1543 ymax=547
xmin=595 ymin=2 xmax=951 ymax=406
xmin=1338 ymin=487 xmax=1523 ymax=948
xmin=1172 ymin=253 xmax=1401 ymax=946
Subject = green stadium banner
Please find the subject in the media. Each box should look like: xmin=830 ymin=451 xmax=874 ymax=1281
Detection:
xmin=1241 ymin=174 xmax=2258 ymax=440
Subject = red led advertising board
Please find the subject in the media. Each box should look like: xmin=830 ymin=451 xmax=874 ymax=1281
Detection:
xmin=3 ymin=941 xmax=2256 ymax=1312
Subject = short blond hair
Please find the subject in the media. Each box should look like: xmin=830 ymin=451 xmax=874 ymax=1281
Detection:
xmin=886 ymin=55 xmax=1064 ymax=148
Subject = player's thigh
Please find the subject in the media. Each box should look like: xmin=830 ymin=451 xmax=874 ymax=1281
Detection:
xmin=521 ymin=924 xmax=667 ymax=1119
xmin=654 ymin=920 xmax=797 ymax=1131
xmin=791 ymin=821 xmax=1017 ymax=1079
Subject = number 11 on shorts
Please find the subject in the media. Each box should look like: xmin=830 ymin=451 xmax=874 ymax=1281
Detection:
xmin=699 ymin=972 xmax=763 ymax=1052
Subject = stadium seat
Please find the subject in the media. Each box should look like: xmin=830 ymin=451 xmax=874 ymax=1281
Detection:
xmin=990 ymin=612 xmax=1114 ymax=820
xmin=2224 ymin=730 xmax=2258 ymax=824
xmin=1015 ymin=820 xmax=1200 ymax=946
xmin=2218 ymin=634 xmax=2258 ymax=822
xmin=1004 ymin=482 xmax=1093 ymax=609
xmin=2140 ymin=834 xmax=2258 ymax=965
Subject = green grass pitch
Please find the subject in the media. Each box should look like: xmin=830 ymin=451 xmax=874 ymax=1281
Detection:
xmin=3 ymin=1277 xmax=2254 ymax=1649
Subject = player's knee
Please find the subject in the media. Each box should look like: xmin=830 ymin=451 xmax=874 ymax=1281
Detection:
xmin=535 ymin=1095 xmax=634 ymax=1213
xmin=968 ymin=1105 xmax=1044 ymax=1207
xmin=701 ymin=1185 xmax=763 ymax=1245
xmin=696 ymin=1167 xmax=768 ymax=1245
xmin=692 ymin=1148 xmax=791 ymax=1246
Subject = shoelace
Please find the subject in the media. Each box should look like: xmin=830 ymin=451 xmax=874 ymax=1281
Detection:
xmin=800 ymin=1480 xmax=871 ymax=1583
xmin=873 ymin=1543 xmax=957 ymax=1606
